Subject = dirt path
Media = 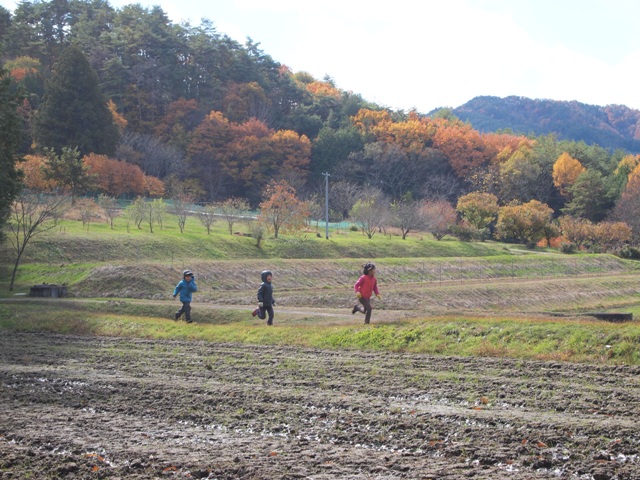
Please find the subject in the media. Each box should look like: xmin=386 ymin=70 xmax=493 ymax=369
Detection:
xmin=1 ymin=332 xmax=639 ymax=479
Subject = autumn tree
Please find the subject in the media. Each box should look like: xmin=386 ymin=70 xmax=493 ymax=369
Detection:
xmin=593 ymin=221 xmax=631 ymax=251
xmin=20 ymin=155 xmax=56 ymax=191
xmin=552 ymin=152 xmax=585 ymax=197
xmin=5 ymin=192 xmax=69 ymax=291
xmin=83 ymin=153 xmax=145 ymax=197
xmin=558 ymin=216 xmax=593 ymax=249
xmin=187 ymin=110 xmax=232 ymax=200
xmin=33 ymin=45 xmax=119 ymax=156
xmin=421 ymin=200 xmax=458 ymax=240
xmin=456 ymin=192 xmax=499 ymax=235
xmin=495 ymin=200 xmax=554 ymax=247
xmin=610 ymin=174 xmax=640 ymax=243
xmin=259 ymin=181 xmax=309 ymax=238
xmin=144 ymin=176 xmax=166 ymax=198
xmin=432 ymin=119 xmax=491 ymax=178
xmin=217 ymin=197 xmax=250 ymax=235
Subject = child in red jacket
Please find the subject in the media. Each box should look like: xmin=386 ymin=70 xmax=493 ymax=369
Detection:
xmin=352 ymin=262 xmax=381 ymax=324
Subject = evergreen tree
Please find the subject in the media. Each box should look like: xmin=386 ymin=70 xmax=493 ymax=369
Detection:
xmin=0 ymin=64 xmax=25 ymax=241
xmin=34 ymin=45 xmax=119 ymax=156
xmin=43 ymin=146 xmax=92 ymax=203
xmin=563 ymin=170 xmax=613 ymax=222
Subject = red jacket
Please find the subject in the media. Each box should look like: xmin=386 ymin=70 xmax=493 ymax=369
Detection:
xmin=354 ymin=274 xmax=379 ymax=299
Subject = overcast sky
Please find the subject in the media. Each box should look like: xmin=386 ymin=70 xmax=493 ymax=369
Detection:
xmin=2 ymin=0 xmax=639 ymax=113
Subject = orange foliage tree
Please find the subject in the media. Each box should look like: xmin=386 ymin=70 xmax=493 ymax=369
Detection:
xmin=259 ymin=180 xmax=309 ymax=238
xmin=84 ymin=154 xmax=145 ymax=196
xmin=108 ymin=100 xmax=128 ymax=134
xmin=20 ymin=155 xmax=57 ymax=191
xmin=552 ymin=152 xmax=585 ymax=196
xmin=83 ymin=154 xmax=164 ymax=197
xmin=431 ymin=119 xmax=492 ymax=178
xmin=144 ymin=176 xmax=166 ymax=197
xmin=351 ymin=108 xmax=393 ymax=141
xmin=188 ymin=110 xmax=233 ymax=199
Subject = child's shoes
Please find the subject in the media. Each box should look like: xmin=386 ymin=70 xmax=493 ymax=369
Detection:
xmin=252 ymin=307 xmax=260 ymax=317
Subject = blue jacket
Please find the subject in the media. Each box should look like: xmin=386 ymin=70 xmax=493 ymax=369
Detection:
xmin=173 ymin=278 xmax=197 ymax=302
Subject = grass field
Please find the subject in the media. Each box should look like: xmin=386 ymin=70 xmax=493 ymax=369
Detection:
xmin=2 ymin=213 xmax=640 ymax=365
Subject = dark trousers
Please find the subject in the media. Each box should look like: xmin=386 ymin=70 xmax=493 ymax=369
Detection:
xmin=176 ymin=302 xmax=192 ymax=322
xmin=258 ymin=305 xmax=274 ymax=325
xmin=357 ymin=297 xmax=373 ymax=324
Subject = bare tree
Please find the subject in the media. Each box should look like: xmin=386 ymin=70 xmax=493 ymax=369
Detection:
xmin=198 ymin=204 xmax=217 ymax=234
xmin=5 ymin=192 xmax=69 ymax=291
xmin=246 ymin=219 xmax=265 ymax=247
xmin=168 ymin=194 xmax=194 ymax=233
xmin=421 ymin=200 xmax=458 ymax=240
xmin=350 ymin=189 xmax=388 ymax=239
xmin=421 ymin=173 xmax=463 ymax=203
xmin=97 ymin=194 xmax=121 ymax=229
xmin=329 ymin=181 xmax=362 ymax=220
xmin=217 ymin=197 xmax=250 ymax=235
xmin=153 ymin=199 xmax=167 ymax=230
xmin=390 ymin=200 xmax=425 ymax=240
xmin=116 ymin=132 xmax=185 ymax=179
xmin=76 ymin=198 xmax=98 ymax=230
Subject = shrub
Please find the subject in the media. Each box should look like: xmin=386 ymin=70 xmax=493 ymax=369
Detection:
xmin=616 ymin=245 xmax=640 ymax=260
xmin=559 ymin=242 xmax=577 ymax=254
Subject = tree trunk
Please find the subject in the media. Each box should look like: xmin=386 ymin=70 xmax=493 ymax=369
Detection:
xmin=9 ymin=252 xmax=24 ymax=292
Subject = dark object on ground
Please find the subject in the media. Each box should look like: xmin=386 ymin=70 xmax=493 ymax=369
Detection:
xmin=28 ymin=284 xmax=67 ymax=298
xmin=585 ymin=312 xmax=633 ymax=322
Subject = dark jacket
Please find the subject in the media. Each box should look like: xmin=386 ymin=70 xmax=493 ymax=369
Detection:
xmin=257 ymin=270 xmax=275 ymax=306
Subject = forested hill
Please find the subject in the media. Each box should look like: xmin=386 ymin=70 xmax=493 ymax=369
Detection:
xmin=451 ymin=96 xmax=640 ymax=153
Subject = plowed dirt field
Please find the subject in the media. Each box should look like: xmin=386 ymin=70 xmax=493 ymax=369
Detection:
xmin=1 ymin=332 xmax=639 ymax=479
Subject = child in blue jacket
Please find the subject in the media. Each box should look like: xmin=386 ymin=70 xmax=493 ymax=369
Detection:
xmin=173 ymin=269 xmax=197 ymax=323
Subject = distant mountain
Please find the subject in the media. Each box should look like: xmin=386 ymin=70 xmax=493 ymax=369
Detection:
xmin=451 ymin=96 xmax=640 ymax=153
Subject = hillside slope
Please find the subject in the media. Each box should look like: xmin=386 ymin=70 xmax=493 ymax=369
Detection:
xmin=452 ymin=95 xmax=640 ymax=152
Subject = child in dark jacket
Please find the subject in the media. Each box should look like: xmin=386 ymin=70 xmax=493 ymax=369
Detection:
xmin=352 ymin=263 xmax=380 ymax=324
xmin=173 ymin=269 xmax=197 ymax=323
xmin=252 ymin=270 xmax=276 ymax=325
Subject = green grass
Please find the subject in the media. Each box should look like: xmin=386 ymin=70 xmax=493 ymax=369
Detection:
xmin=2 ymin=302 xmax=639 ymax=365
xmin=0 ymin=215 xmax=512 ymax=265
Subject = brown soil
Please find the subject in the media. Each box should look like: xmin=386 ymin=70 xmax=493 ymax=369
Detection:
xmin=1 ymin=332 xmax=639 ymax=479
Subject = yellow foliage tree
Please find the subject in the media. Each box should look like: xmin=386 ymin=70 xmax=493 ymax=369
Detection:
xmin=626 ymin=161 xmax=640 ymax=185
xmin=456 ymin=192 xmax=499 ymax=230
xmin=614 ymin=154 xmax=640 ymax=177
xmin=552 ymin=152 xmax=585 ymax=196
xmin=19 ymin=155 xmax=57 ymax=191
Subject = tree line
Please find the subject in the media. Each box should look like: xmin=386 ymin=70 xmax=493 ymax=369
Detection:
xmin=3 ymin=0 xmax=640 ymax=253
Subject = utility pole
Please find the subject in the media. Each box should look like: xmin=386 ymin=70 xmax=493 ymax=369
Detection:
xmin=322 ymin=172 xmax=330 ymax=239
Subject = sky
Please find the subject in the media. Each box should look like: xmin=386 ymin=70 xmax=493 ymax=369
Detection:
xmin=2 ymin=0 xmax=640 ymax=113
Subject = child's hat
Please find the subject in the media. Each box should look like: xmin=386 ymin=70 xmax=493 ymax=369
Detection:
xmin=183 ymin=269 xmax=194 ymax=277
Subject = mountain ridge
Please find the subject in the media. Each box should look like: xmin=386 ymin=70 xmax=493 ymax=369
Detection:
xmin=450 ymin=95 xmax=640 ymax=152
